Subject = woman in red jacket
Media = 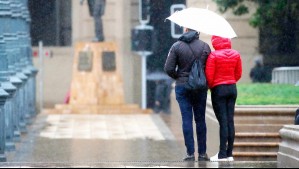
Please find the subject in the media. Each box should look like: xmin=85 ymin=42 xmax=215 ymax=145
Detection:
xmin=205 ymin=36 xmax=242 ymax=162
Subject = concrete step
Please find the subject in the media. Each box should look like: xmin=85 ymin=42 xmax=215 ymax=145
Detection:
xmin=55 ymin=104 xmax=141 ymax=110
xmin=235 ymin=133 xmax=281 ymax=143
xmin=235 ymin=108 xmax=295 ymax=116
xmin=234 ymin=116 xmax=293 ymax=125
xmin=44 ymin=109 xmax=152 ymax=114
xmin=206 ymin=100 xmax=293 ymax=161
xmin=234 ymin=142 xmax=279 ymax=152
xmin=51 ymin=104 xmax=152 ymax=114
xmin=235 ymin=124 xmax=284 ymax=133
xmin=234 ymin=152 xmax=277 ymax=161
xmin=236 ymin=105 xmax=299 ymax=109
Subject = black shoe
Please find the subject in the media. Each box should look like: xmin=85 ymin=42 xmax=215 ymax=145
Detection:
xmin=183 ymin=154 xmax=195 ymax=162
xmin=198 ymin=154 xmax=209 ymax=162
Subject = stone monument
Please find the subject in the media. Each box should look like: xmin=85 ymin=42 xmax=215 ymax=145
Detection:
xmin=50 ymin=42 xmax=150 ymax=114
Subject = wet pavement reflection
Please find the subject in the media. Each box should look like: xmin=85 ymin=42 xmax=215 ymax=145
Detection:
xmin=0 ymin=113 xmax=278 ymax=168
xmin=0 ymin=161 xmax=278 ymax=168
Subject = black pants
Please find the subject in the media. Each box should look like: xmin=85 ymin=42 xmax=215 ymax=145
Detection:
xmin=211 ymin=84 xmax=237 ymax=159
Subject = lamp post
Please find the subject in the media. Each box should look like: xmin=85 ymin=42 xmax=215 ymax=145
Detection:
xmin=131 ymin=0 xmax=153 ymax=109
xmin=135 ymin=24 xmax=153 ymax=109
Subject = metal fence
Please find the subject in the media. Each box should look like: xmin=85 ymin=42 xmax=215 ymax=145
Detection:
xmin=272 ymin=67 xmax=299 ymax=85
xmin=0 ymin=0 xmax=37 ymax=162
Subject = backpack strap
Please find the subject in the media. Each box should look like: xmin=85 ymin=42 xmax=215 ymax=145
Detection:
xmin=187 ymin=42 xmax=205 ymax=66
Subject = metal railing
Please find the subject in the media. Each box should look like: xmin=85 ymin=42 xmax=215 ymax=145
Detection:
xmin=272 ymin=67 xmax=299 ymax=85
xmin=0 ymin=0 xmax=38 ymax=162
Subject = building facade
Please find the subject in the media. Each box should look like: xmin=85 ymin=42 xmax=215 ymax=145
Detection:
xmin=31 ymin=0 xmax=258 ymax=108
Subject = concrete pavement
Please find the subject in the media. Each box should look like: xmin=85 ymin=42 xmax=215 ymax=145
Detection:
xmin=1 ymin=112 xmax=278 ymax=168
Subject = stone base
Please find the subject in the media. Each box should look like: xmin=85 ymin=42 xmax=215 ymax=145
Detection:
xmin=50 ymin=104 xmax=152 ymax=114
xmin=25 ymin=115 xmax=34 ymax=125
xmin=278 ymin=125 xmax=299 ymax=168
xmin=14 ymin=131 xmax=21 ymax=142
xmin=0 ymin=154 xmax=6 ymax=162
xmin=5 ymin=142 xmax=16 ymax=152
xmin=19 ymin=123 xmax=28 ymax=134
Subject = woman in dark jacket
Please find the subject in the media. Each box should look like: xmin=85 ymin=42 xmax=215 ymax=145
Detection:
xmin=206 ymin=36 xmax=242 ymax=162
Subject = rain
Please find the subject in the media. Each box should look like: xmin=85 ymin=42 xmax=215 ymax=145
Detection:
xmin=0 ymin=0 xmax=298 ymax=168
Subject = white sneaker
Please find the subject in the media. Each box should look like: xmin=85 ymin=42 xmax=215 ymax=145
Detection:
xmin=227 ymin=157 xmax=234 ymax=162
xmin=210 ymin=153 xmax=228 ymax=162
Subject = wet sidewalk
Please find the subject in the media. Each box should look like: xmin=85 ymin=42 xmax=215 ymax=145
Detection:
xmin=1 ymin=113 xmax=277 ymax=168
xmin=5 ymin=113 xmax=184 ymax=162
xmin=0 ymin=161 xmax=277 ymax=168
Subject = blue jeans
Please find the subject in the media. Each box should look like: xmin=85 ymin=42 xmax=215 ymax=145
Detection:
xmin=175 ymin=86 xmax=207 ymax=155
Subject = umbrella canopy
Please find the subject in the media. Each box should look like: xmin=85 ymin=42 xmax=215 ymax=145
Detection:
xmin=166 ymin=7 xmax=237 ymax=39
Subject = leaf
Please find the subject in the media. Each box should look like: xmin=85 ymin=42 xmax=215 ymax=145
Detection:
xmin=233 ymin=4 xmax=249 ymax=15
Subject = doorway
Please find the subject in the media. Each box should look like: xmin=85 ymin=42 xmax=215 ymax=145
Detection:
xmin=28 ymin=0 xmax=72 ymax=46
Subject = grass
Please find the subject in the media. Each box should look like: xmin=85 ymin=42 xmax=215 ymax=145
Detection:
xmin=236 ymin=84 xmax=299 ymax=105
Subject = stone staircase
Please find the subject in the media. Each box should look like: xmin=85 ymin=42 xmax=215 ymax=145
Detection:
xmin=233 ymin=106 xmax=296 ymax=161
xmin=207 ymin=101 xmax=297 ymax=161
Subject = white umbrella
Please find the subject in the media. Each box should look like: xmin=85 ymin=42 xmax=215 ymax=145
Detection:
xmin=166 ymin=7 xmax=237 ymax=39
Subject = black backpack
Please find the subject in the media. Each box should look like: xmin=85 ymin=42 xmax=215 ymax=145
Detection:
xmin=185 ymin=43 xmax=207 ymax=90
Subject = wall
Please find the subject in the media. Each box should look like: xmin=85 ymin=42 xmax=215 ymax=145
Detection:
xmin=33 ymin=47 xmax=73 ymax=109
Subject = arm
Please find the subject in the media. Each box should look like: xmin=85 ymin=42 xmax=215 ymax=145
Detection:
xmin=235 ymin=55 xmax=243 ymax=82
xmin=164 ymin=45 xmax=178 ymax=79
xmin=202 ymin=44 xmax=212 ymax=69
xmin=205 ymin=53 xmax=216 ymax=89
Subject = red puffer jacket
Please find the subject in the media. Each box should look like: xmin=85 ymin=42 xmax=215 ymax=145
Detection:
xmin=205 ymin=36 xmax=242 ymax=89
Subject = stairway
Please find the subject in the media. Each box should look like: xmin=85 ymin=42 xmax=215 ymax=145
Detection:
xmin=233 ymin=107 xmax=296 ymax=161
xmin=207 ymin=100 xmax=297 ymax=161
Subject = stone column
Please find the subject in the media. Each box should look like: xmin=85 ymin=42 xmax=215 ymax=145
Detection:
xmin=5 ymin=34 xmax=28 ymax=134
xmin=0 ymin=88 xmax=8 ymax=162
xmin=23 ymin=0 xmax=38 ymax=117
xmin=278 ymin=125 xmax=299 ymax=168
xmin=0 ymin=0 xmax=10 ymax=157
xmin=0 ymin=0 xmax=18 ymax=152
